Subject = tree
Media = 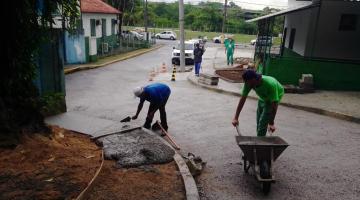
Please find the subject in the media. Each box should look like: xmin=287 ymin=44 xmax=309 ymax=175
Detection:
xmin=229 ymin=1 xmax=238 ymax=8
xmin=1 ymin=0 xmax=79 ymax=145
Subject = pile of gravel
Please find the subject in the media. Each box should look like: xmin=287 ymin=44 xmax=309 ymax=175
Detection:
xmin=96 ymin=129 xmax=175 ymax=168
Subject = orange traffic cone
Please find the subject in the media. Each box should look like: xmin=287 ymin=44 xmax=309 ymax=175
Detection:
xmin=161 ymin=62 xmax=167 ymax=73
xmin=149 ymin=69 xmax=155 ymax=81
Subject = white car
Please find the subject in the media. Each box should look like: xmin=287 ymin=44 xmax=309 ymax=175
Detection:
xmin=188 ymin=39 xmax=206 ymax=50
xmin=213 ymin=36 xmax=222 ymax=43
xmin=212 ymin=34 xmax=233 ymax=43
xmin=250 ymin=39 xmax=257 ymax=45
xmin=121 ymin=30 xmax=143 ymax=40
xmin=130 ymin=31 xmax=144 ymax=40
xmin=171 ymin=41 xmax=198 ymax=65
xmin=155 ymin=31 xmax=177 ymax=40
xmin=251 ymin=36 xmax=273 ymax=46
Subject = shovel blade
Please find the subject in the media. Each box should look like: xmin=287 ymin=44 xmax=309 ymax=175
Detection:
xmin=120 ymin=116 xmax=131 ymax=122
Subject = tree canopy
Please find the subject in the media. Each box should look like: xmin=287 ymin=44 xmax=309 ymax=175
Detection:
xmin=109 ymin=1 xmax=284 ymax=35
xmin=1 ymin=0 xmax=79 ymax=142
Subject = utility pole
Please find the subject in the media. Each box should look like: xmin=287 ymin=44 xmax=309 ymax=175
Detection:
xmin=179 ymin=0 xmax=185 ymax=72
xmin=144 ymin=0 xmax=149 ymax=42
xmin=222 ymin=0 xmax=228 ymax=41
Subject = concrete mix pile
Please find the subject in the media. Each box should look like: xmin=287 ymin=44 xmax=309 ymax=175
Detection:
xmin=96 ymin=128 xmax=175 ymax=168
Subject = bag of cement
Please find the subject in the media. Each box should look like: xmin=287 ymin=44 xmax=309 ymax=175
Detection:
xmin=184 ymin=152 xmax=206 ymax=177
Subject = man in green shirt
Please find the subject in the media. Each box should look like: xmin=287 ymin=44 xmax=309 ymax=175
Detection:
xmin=225 ymin=37 xmax=235 ymax=66
xmin=232 ymin=70 xmax=284 ymax=136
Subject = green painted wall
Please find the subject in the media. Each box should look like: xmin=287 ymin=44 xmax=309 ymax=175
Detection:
xmin=89 ymin=54 xmax=98 ymax=62
xmin=264 ymin=49 xmax=360 ymax=90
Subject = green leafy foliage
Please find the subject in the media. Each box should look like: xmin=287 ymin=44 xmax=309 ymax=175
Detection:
xmin=1 ymin=0 xmax=79 ymax=138
xmin=40 ymin=93 xmax=66 ymax=117
xmin=112 ymin=1 xmax=283 ymax=36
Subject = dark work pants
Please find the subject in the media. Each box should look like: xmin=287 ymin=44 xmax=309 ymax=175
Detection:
xmin=144 ymin=98 xmax=169 ymax=130
xmin=194 ymin=62 xmax=201 ymax=76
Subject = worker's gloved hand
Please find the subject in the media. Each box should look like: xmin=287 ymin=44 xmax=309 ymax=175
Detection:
xmin=131 ymin=115 xmax=138 ymax=120
xmin=232 ymin=118 xmax=239 ymax=127
xmin=268 ymin=124 xmax=276 ymax=133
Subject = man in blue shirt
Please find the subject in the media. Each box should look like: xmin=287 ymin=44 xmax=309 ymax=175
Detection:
xmin=132 ymin=83 xmax=171 ymax=131
xmin=193 ymin=43 xmax=204 ymax=77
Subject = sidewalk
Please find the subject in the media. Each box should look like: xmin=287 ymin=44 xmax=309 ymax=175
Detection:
xmin=188 ymin=46 xmax=360 ymax=123
xmin=64 ymin=44 xmax=163 ymax=74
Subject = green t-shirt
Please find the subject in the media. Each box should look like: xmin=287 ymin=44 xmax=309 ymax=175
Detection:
xmin=242 ymin=75 xmax=284 ymax=102
xmin=226 ymin=40 xmax=235 ymax=54
xmin=224 ymin=38 xmax=229 ymax=47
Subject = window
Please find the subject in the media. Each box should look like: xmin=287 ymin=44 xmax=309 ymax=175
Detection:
xmin=289 ymin=28 xmax=296 ymax=50
xmin=102 ymin=19 xmax=106 ymax=37
xmin=339 ymin=14 xmax=357 ymax=31
xmin=90 ymin=19 xmax=96 ymax=37
xmin=111 ymin=19 xmax=116 ymax=35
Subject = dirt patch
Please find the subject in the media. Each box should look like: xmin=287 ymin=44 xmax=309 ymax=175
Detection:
xmin=215 ymin=69 xmax=245 ymax=83
xmin=0 ymin=126 xmax=102 ymax=200
xmin=82 ymin=160 xmax=185 ymax=200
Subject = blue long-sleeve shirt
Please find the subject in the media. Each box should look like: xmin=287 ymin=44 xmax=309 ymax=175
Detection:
xmin=140 ymin=83 xmax=171 ymax=105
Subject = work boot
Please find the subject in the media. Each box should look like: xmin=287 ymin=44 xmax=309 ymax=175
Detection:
xmin=143 ymin=119 xmax=151 ymax=129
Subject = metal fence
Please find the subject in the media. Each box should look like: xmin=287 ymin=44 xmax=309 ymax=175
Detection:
xmin=97 ymin=35 xmax=156 ymax=58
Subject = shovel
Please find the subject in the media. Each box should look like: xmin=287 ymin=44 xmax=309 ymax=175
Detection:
xmin=120 ymin=116 xmax=132 ymax=123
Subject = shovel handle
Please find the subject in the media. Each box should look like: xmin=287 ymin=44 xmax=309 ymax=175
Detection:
xmin=156 ymin=121 xmax=181 ymax=150
xmin=235 ymin=125 xmax=242 ymax=136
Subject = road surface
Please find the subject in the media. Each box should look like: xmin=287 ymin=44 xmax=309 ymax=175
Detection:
xmin=64 ymin=40 xmax=360 ymax=200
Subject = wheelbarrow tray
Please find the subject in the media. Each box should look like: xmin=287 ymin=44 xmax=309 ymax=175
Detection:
xmin=236 ymin=136 xmax=289 ymax=164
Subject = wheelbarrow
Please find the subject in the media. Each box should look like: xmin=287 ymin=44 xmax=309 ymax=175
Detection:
xmin=235 ymin=126 xmax=289 ymax=194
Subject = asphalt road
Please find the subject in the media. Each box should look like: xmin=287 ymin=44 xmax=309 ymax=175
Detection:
xmin=65 ymin=40 xmax=360 ymax=200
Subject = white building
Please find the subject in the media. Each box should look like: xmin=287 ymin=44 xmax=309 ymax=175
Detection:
xmin=81 ymin=0 xmax=121 ymax=61
xmin=283 ymin=0 xmax=360 ymax=60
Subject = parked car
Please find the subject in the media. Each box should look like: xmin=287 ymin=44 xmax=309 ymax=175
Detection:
xmin=251 ymin=36 xmax=273 ymax=46
xmin=212 ymin=34 xmax=234 ymax=43
xmin=121 ymin=30 xmax=144 ymax=40
xmin=130 ymin=31 xmax=144 ymax=40
xmin=189 ymin=38 xmax=205 ymax=50
xmin=139 ymin=32 xmax=153 ymax=40
xmin=155 ymin=31 xmax=177 ymax=40
xmin=198 ymin=35 xmax=208 ymax=42
xmin=171 ymin=40 xmax=199 ymax=65
xmin=213 ymin=36 xmax=222 ymax=43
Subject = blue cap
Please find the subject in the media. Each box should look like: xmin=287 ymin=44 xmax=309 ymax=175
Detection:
xmin=242 ymin=69 xmax=261 ymax=81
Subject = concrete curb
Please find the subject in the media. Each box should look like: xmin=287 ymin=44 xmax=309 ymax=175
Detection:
xmin=141 ymin=128 xmax=200 ymax=200
xmin=64 ymin=44 xmax=164 ymax=75
xmin=174 ymin=153 xmax=200 ymax=200
xmin=188 ymin=75 xmax=360 ymax=124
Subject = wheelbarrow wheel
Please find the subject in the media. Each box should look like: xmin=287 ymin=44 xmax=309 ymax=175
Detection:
xmin=260 ymin=161 xmax=271 ymax=179
xmin=242 ymin=156 xmax=250 ymax=173
xmin=260 ymin=161 xmax=271 ymax=195
xmin=262 ymin=182 xmax=271 ymax=195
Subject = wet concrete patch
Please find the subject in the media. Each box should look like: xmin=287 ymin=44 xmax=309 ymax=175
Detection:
xmin=96 ymin=129 xmax=175 ymax=168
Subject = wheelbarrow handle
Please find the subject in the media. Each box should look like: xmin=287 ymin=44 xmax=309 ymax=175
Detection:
xmin=235 ymin=125 xmax=242 ymax=136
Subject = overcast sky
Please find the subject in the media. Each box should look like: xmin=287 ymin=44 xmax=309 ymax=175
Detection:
xmin=148 ymin=0 xmax=289 ymax=10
